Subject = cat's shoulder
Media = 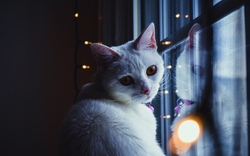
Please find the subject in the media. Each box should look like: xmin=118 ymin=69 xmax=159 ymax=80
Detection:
xmin=66 ymin=99 xmax=154 ymax=128
xmin=62 ymin=99 xmax=124 ymax=134
xmin=71 ymin=99 xmax=124 ymax=118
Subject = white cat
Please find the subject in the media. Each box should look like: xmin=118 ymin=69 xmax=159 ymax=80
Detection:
xmin=59 ymin=23 xmax=165 ymax=156
xmin=170 ymin=23 xmax=248 ymax=156
xmin=170 ymin=24 xmax=214 ymax=155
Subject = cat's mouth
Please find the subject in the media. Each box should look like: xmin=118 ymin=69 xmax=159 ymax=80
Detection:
xmin=134 ymin=92 xmax=154 ymax=104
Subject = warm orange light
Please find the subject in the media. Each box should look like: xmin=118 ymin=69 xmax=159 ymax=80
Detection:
xmin=165 ymin=115 xmax=171 ymax=118
xmin=176 ymin=13 xmax=180 ymax=18
xmin=168 ymin=116 xmax=203 ymax=155
xmin=162 ymin=41 xmax=171 ymax=45
xmin=74 ymin=13 xmax=79 ymax=18
xmin=178 ymin=120 xmax=200 ymax=143
xmin=82 ymin=65 xmax=90 ymax=69
xmin=84 ymin=41 xmax=92 ymax=45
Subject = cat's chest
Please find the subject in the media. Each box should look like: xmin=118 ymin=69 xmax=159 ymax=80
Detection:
xmin=102 ymin=100 xmax=157 ymax=135
xmin=83 ymin=99 xmax=157 ymax=138
xmin=124 ymin=104 xmax=157 ymax=135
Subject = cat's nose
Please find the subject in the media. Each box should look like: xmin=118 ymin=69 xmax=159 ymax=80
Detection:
xmin=141 ymin=88 xmax=150 ymax=95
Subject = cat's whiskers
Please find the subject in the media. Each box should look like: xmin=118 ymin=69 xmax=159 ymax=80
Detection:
xmin=160 ymin=65 xmax=177 ymax=88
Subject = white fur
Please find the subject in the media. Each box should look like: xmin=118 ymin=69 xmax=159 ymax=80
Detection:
xmin=59 ymin=23 xmax=165 ymax=156
xmin=60 ymin=94 xmax=164 ymax=156
xmin=171 ymin=24 xmax=216 ymax=156
xmin=172 ymin=22 xmax=248 ymax=156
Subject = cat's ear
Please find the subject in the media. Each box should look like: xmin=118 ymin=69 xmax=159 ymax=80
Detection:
xmin=91 ymin=43 xmax=120 ymax=70
xmin=185 ymin=23 xmax=201 ymax=49
xmin=134 ymin=23 xmax=157 ymax=51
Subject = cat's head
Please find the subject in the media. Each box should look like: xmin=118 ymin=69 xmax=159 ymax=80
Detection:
xmin=91 ymin=23 xmax=164 ymax=104
xmin=176 ymin=24 xmax=210 ymax=102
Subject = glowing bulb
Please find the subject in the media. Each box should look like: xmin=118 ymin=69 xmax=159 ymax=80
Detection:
xmin=84 ymin=41 xmax=92 ymax=45
xmin=176 ymin=90 xmax=178 ymax=93
xmin=176 ymin=14 xmax=180 ymax=18
xmin=82 ymin=65 xmax=90 ymax=69
xmin=161 ymin=115 xmax=171 ymax=118
xmin=74 ymin=13 xmax=79 ymax=18
xmin=162 ymin=41 xmax=171 ymax=45
xmin=178 ymin=65 xmax=181 ymax=68
xmin=164 ymin=90 xmax=169 ymax=94
xmin=166 ymin=65 xmax=172 ymax=69
xmin=178 ymin=120 xmax=200 ymax=143
xmin=166 ymin=115 xmax=171 ymax=118
xmin=185 ymin=14 xmax=189 ymax=18
xmin=169 ymin=116 xmax=202 ymax=155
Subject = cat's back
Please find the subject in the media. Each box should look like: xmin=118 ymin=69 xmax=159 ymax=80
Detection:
xmin=63 ymin=99 xmax=135 ymax=134
xmin=59 ymin=99 xmax=163 ymax=156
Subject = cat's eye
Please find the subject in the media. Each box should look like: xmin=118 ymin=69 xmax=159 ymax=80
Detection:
xmin=192 ymin=65 xmax=205 ymax=76
xmin=120 ymin=76 xmax=134 ymax=86
xmin=146 ymin=65 xmax=157 ymax=76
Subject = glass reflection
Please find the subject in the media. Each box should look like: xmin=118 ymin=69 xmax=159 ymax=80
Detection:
xmin=161 ymin=6 xmax=248 ymax=156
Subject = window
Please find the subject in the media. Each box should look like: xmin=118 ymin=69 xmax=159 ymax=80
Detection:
xmin=136 ymin=0 xmax=250 ymax=155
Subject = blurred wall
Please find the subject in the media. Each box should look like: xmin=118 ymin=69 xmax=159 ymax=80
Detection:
xmin=0 ymin=0 xmax=97 ymax=155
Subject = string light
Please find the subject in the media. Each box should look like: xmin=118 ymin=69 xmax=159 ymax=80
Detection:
xmin=82 ymin=65 xmax=90 ymax=69
xmin=74 ymin=13 xmax=79 ymax=18
xmin=84 ymin=41 xmax=92 ymax=45
xmin=161 ymin=115 xmax=171 ymax=118
xmin=164 ymin=90 xmax=169 ymax=94
xmin=73 ymin=0 xmax=99 ymax=102
xmin=160 ymin=89 xmax=185 ymax=94
xmin=175 ymin=13 xmax=180 ymax=18
xmin=162 ymin=41 xmax=171 ymax=45
xmin=166 ymin=65 xmax=172 ymax=69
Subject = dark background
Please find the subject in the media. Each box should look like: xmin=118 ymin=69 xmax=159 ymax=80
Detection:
xmin=0 ymin=0 xmax=98 ymax=155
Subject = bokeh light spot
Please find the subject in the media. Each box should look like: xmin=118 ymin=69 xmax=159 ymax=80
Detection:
xmin=177 ymin=120 xmax=200 ymax=143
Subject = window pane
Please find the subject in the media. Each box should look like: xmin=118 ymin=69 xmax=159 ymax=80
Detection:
xmin=212 ymin=6 xmax=247 ymax=155
xmin=160 ymin=6 xmax=248 ymax=155
xmin=159 ymin=0 xmax=204 ymax=40
xmin=213 ymin=0 xmax=222 ymax=5
xmin=192 ymin=0 xmax=202 ymax=19
xmin=173 ymin=0 xmax=191 ymax=30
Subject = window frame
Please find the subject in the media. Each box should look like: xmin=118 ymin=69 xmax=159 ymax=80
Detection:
xmin=136 ymin=0 xmax=250 ymax=154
